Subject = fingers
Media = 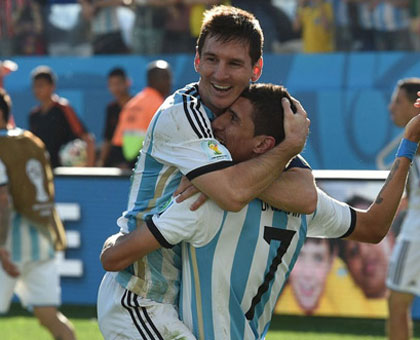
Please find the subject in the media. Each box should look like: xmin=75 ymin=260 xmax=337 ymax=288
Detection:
xmin=175 ymin=185 xmax=200 ymax=203
xmin=414 ymin=91 xmax=420 ymax=108
xmin=189 ymin=193 xmax=208 ymax=211
xmin=173 ymin=176 xmax=192 ymax=196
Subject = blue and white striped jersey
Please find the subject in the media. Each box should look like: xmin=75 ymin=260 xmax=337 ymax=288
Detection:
xmin=116 ymin=83 xmax=233 ymax=304
xmin=358 ymin=2 xmax=410 ymax=31
xmin=147 ymin=189 xmax=356 ymax=339
xmin=0 ymin=158 xmax=54 ymax=263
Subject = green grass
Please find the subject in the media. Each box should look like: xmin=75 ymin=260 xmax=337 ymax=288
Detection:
xmin=2 ymin=304 xmax=420 ymax=339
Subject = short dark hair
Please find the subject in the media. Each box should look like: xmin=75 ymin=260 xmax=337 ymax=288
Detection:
xmin=240 ymin=83 xmax=295 ymax=145
xmin=108 ymin=67 xmax=127 ymax=79
xmin=31 ymin=65 xmax=56 ymax=84
xmin=197 ymin=5 xmax=264 ymax=66
xmin=0 ymin=88 xmax=11 ymax=122
xmin=397 ymin=78 xmax=420 ymax=103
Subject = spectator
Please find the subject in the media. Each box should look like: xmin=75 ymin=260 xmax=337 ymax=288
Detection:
xmin=98 ymin=67 xmax=132 ymax=167
xmin=293 ymin=0 xmax=335 ymax=53
xmin=331 ymin=0 xmax=360 ymax=51
xmin=108 ymin=60 xmax=172 ymax=169
xmin=79 ymin=0 xmax=130 ymax=55
xmin=410 ymin=0 xmax=420 ymax=50
xmin=28 ymin=65 xmax=95 ymax=168
xmin=12 ymin=0 xmax=47 ymax=55
xmin=358 ymin=0 xmax=412 ymax=51
xmin=131 ymin=0 xmax=167 ymax=55
xmin=230 ymin=0 xmax=280 ymax=53
xmin=162 ymin=1 xmax=195 ymax=54
xmin=0 ymin=88 xmax=76 ymax=340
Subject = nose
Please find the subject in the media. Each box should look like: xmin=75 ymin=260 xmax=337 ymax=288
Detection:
xmin=213 ymin=62 xmax=229 ymax=81
xmin=212 ymin=112 xmax=228 ymax=131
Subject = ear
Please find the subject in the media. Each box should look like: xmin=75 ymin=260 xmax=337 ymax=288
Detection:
xmin=194 ymin=50 xmax=200 ymax=73
xmin=253 ymin=135 xmax=275 ymax=155
xmin=251 ymin=58 xmax=263 ymax=82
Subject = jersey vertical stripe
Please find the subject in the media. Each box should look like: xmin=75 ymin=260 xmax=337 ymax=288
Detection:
xmin=116 ymin=82 xmax=231 ymax=305
xmin=9 ymin=213 xmax=54 ymax=264
xmin=151 ymin=192 xmax=353 ymax=339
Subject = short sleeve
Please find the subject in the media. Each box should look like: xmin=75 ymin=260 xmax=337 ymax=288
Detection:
xmin=307 ymin=189 xmax=355 ymax=238
xmin=147 ymin=195 xmax=223 ymax=248
xmin=147 ymin=101 xmax=233 ymax=180
xmin=0 ymin=159 xmax=8 ymax=186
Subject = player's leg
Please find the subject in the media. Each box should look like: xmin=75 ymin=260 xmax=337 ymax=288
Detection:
xmin=387 ymin=290 xmax=414 ymax=340
xmin=0 ymin=263 xmax=19 ymax=314
xmin=98 ymin=272 xmax=196 ymax=340
xmin=15 ymin=258 xmax=76 ymax=340
xmin=386 ymin=237 xmax=420 ymax=340
xmin=33 ymin=306 xmax=76 ymax=340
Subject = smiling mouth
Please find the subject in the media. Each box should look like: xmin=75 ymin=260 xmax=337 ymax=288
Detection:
xmin=212 ymin=83 xmax=232 ymax=92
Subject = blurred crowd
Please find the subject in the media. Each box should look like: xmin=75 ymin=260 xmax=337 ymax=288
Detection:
xmin=1 ymin=0 xmax=420 ymax=57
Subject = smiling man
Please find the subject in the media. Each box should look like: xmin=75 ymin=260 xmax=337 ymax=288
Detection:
xmin=97 ymin=6 xmax=313 ymax=340
xmin=101 ymin=83 xmax=420 ymax=339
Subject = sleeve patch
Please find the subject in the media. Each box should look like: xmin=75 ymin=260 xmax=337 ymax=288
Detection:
xmin=200 ymin=140 xmax=231 ymax=162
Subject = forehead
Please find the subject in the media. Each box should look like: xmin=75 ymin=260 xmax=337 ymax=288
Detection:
xmin=229 ymin=97 xmax=254 ymax=122
xmin=201 ymin=35 xmax=253 ymax=65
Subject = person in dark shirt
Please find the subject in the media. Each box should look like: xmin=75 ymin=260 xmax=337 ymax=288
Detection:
xmin=98 ymin=67 xmax=131 ymax=167
xmin=28 ymin=65 xmax=95 ymax=168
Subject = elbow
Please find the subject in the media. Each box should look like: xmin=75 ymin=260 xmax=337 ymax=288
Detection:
xmin=215 ymin=190 xmax=248 ymax=212
xmin=101 ymin=252 xmax=123 ymax=272
xmin=300 ymin=189 xmax=317 ymax=215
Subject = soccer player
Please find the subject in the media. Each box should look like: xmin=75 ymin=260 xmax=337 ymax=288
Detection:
xmin=386 ymin=79 xmax=420 ymax=340
xmin=0 ymin=89 xmax=76 ymax=340
xmin=102 ymin=83 xmax=420 ymax=339
xmin=29 ymin=65 xmax=95 ymax=168
xmin=97 ymin=5 xmax=313 ymax=340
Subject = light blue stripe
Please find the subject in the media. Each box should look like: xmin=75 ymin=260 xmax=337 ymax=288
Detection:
xmin=183 ymin=244 xmax=200 ymax=338
xmin=195 ymin=211 xmax=226 ymax=340
xmin=229 ymin=201 xmax=262 ymax=340
xmin=12 ymin=214 xmax=21 ymax=262
xmin=29 ymin=224 xmax=40 ymax=261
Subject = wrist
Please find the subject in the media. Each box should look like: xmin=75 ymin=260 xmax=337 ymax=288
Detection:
xmin=396 ymin=138 xmax=418 ymax=161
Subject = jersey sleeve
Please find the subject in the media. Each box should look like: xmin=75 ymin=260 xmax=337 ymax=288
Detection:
xmin=146 ymin=195 xmax=223 ymax=248
xmin=0 ymin=159 xmax=8 ymax=186
xmin=148 ymin=102 xmax=233 ymax=180
xmin=307 ymin=189 xmax=356 ymax=238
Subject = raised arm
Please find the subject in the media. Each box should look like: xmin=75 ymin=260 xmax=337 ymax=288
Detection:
xmin=348 ymin=114 xmax=420 ymax=243
xmin=191 ymin=98 xmax=310 ymax=212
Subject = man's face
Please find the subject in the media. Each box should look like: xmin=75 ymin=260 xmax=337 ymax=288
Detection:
xmin=108 ymin=75 xmax=129 ymax=99
xmin=32 ymin=78 xmax=54 ymax=102
xmin=289 ymin=240 xmax=333 ymax=314
xmin=195 ymin=35 xmax=262 ymax=115
xmin=343 ymin=237 xmax=393 ymax=298
xmin=389 ymin=88 xmax=415 ymax=127
xmin=212 ymin=96 xmax=259 ymax=162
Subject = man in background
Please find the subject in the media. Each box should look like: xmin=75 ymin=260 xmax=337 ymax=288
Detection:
xmin=0 ymin=88 xmax=76 ymax=340
xmin=28 ymin=65 xmax=95 ymax=168
xmin=386 ymin=78 xmax=420 ymax=340
xmin=98 ymin=67 xmax=131 ymax=167
xmin=108 ymin=60 xmax=172 ymax=169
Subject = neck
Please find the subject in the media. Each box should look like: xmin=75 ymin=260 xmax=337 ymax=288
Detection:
xmin=117 ymin=93 xmax=131 ymax=106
